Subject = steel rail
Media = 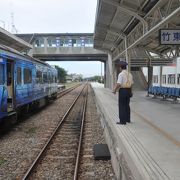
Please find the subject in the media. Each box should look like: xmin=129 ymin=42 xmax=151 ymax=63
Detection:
xmin=57 ymin=83 xmax=81 ymax=98
xmin=22 ymin=83 xmax=87 ymax=180
xmin=73 ymin=85 xmax=88 ymax=180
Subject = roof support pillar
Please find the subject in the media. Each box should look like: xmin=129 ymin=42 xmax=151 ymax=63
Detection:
xmin=125 ymin=36 xmax=131 ymax=72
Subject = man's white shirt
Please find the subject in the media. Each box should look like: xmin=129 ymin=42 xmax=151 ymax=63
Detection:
xmin=117 ymin=70 xmax=133 ymax=87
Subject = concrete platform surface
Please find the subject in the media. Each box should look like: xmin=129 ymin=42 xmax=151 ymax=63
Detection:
xmin=91 ymin=83 xmax=180 ymax=180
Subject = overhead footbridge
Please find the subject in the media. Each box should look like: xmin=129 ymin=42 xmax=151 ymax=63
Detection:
xmin=16 ymin=33 xmax=107 ymax=62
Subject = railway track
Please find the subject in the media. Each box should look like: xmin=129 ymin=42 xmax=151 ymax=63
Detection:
xmin=57 ymin=83 xmax=81 ymax=99
xmin=22 ymin=83 xmax=88 ymax=180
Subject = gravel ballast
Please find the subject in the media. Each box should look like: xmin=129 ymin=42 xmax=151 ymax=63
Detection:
xmin=0 ymin=84 xmax=116 ymax=179
xmin=0 ymin=86 xmax=84 ymax=179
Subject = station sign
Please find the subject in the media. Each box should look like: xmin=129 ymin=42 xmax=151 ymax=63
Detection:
xmin=160 ymin=29 xmax=180 ymax=45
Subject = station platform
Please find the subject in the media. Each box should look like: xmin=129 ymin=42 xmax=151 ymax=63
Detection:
xmin=91 ymin=83 xmax=180 ymax=180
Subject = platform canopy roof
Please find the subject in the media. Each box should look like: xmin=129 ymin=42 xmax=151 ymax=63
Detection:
xmin=0 ymin=27 xmax=32 ymax=52
xmin=94 ymin=0 xmax=180 ymax=63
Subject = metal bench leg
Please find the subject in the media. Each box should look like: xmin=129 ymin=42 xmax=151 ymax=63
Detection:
xmin=172 ymin=97 xmax=178 ymax=104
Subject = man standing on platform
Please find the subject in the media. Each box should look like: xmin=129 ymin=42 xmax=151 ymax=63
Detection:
xmin=112 ymin=60 xmax=133 ymax=125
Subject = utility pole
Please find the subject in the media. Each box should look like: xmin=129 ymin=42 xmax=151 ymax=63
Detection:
xmin=0 ymin=20 xmax=5 ymax=29
xmin=11 ymin=12 xmax=18 ymax=33
xmin=101 ymin=62 xmax=103 ymax=83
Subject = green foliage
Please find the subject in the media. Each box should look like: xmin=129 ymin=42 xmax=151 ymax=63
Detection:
xmin=84 ymin=75 xmax=104 ymax=83
xmin=55 ymin=66 xmax=68 ymax=83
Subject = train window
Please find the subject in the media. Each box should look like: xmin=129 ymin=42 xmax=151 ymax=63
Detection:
xmin=47 ymin=72 xmax=51 ymax=83
xmin=7 ymin=62 xmax=12 ymax=86
xmin=24 ymin=68 xmax=32 ymax=84
xmin=43 ymin=73 xmax=48 ymax=83
xmin=153 ymin=75 xmax=158 ymax=83
xmin=168 ymin=74 xmax=175 ymax=84
xmin=50 ymin=74 xmax=54 ymax=83
xmin=178 ymin=74 xmax=180 ymax=85
xmin=17 ymin=67 xmax=22 ymax=85
xmin=36 ymin=71 xmax=42 ymax=83
xmin=162 ymin=75 xmax=166 ymax=84
xmin=0 ymin=64 xmax=4 ymax=85
xmin=52 ymin=75 xmax=56 ymax=83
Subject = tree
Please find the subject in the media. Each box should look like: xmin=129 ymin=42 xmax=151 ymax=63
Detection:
xmin=84 ymin=75 xmax=104 ymax=83
xmin=55 ymin=66 xmax=67 ymax=83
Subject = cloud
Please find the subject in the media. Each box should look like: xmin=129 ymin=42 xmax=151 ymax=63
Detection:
xmin=0 ymin=0 xmax=97 ymax=33
xmin=0 ymin=0 xmax=103 ymax=77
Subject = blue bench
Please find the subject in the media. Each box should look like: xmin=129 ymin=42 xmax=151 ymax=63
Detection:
xmin=148 ymin=86 xmax=180 ymax=101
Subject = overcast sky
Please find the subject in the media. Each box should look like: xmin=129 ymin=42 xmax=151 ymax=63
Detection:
xmin=0 ymin=0 xmax=104 ymax=77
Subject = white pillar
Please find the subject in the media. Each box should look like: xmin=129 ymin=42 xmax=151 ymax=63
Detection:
xmin=105 ymin=54 xmax=114 ymax=89
xmin=175 ymin=58 xmax=178 ymax=88
xmin=160 ymin=66 xmax=163 ymax=87
xmin=112 ymin=60 xmax=116 ymax=88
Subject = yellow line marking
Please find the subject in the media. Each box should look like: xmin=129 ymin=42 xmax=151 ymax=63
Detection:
xmin=132 ymin=110 xmax=180 ymax=148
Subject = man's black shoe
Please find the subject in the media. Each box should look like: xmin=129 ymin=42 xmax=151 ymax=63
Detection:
xmin=116 ymin=122 xmax=126 ymax=125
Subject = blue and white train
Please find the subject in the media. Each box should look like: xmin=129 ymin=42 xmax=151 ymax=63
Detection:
xmin=0 ymin=45 xmax=58 ymax=124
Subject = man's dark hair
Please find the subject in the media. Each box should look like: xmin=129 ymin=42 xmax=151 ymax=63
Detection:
xmin=121 ymin=65 xmax=127 ymax=70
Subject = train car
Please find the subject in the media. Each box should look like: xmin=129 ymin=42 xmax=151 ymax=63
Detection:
xmin=0 ymin=44 xmax=58 ymax=124
xmin=143 ymin=59 xmax=180 ymax=88
xmin=143 ymin=60 xmax=180 ymax=99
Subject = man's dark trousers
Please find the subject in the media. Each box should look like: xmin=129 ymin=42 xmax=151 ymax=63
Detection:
xmin=118 ymin=88 xmax=131 ymax=124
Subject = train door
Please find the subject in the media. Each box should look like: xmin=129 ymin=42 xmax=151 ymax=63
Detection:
xmin=6 ymin=59 xmax=14 ymax=112
xmin=0 ymin=58 xmax=7 ymax=118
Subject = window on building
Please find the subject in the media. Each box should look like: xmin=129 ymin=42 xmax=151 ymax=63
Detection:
xmin=68 ymin=39 xmax=72 ymax=47
xmin=64 ymin=39 xmax=69 ymax=47
xmin=36 ymin=70 xmax=42 ymax=83
xmin=24 ymin=68 xmax=32 ymax=84
xmin=84 ymin=38 xmax=93 ymax=47
xmin=168 ymin=74 xmax=175 ymax=84
xmin=0 ymin=64 xmax=4 ymax=85
xmin=43 ymin=72 xmax=48 ymax=83
xmin=177 ymin=74 xmax=180 ymax=85
xmin=48 ymin=38 xmax=56 ymax=47
xmin=17 ymin=67 xmax=22 ymax=85
xmin=153 ymin=75 xmax=158 ymax=83
xmin=60 ymin=39 xmax=65 ymax=47
xmin=81 ymin=39 xmax=85 ymax=47
xmin=56 ymin=39 xmax=60 ymax=47
xmin=76 ymin=39 xmax=82 ymax=47
xmin=72 ymin=39 xmax=77 ymax=47
xmin=162 ymin=75 xmax=166 ymax=84
xmin=34 ymin=38 xmax=44 ymax=47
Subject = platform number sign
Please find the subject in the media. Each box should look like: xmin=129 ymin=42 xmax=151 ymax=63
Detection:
xmin=160 ymin=29 xmax=180 ymax=45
